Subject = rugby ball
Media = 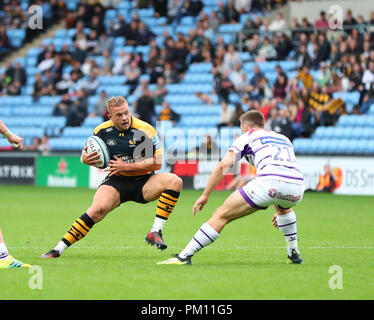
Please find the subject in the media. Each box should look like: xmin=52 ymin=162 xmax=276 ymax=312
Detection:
xmin=85 ymin=136 xmax=110 ymax=169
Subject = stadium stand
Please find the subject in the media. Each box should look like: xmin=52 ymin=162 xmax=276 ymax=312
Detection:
xmin=0 ymin=1 xmax=68 ymax=59
xmin=1 ymin=0 xmax=374 ymax=155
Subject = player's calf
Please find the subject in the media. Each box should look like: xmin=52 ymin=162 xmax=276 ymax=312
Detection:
xmin=207 ymin=206 xmax=233 ymax=234
xmin=275 ymin=209 xmax=302 ymax=264
xmin=41 ymin=212 xmax=95 ymax=258
xmin=144 ymin=174 xmax=183 ymax=250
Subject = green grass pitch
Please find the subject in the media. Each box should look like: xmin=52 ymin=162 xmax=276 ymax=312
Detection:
xmin=0 ymin=185 xmax=373 ymax=300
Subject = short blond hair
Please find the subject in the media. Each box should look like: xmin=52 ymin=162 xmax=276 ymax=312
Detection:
xmin=239 ymin=110 xmax=265 ymax=128
xmin=106 ymin=96 xmax=128 ymax=113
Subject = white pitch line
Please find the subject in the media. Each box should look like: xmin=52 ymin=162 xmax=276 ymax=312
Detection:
xmin=8 ymin=246 xmax=374 ymax=250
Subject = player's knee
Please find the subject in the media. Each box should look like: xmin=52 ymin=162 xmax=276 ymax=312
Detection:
xmin=87 ymin=206 xmax=108 ymax=223
xmin=167 ymin=174 xmax=183 ymax=191
xmin=173 ymin=175 xmax=183 ymax=190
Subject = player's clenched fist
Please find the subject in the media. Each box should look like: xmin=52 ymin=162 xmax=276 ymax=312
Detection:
xmin=7 ymin=133 xmax=23 ymax=148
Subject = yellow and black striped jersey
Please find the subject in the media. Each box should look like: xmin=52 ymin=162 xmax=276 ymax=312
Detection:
xmin=93 ymin=117 xmax=162 ymax=176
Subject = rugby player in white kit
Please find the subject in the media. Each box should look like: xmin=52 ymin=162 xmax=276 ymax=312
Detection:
xmin=158 ymin=110 xmax=305 ymax=265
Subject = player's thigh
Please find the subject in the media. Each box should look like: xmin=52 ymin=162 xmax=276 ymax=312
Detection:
xmin=142 ymin=173 xmax=183 ymax=202
xmin=87 ymin=185 xmax=121 ymax=218
xmin=209 ymin=190 xmax=258 ymax=226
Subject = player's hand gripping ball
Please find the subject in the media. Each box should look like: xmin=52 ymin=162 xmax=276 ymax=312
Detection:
xmin=85 ymin=136 xmax=110 ymax=169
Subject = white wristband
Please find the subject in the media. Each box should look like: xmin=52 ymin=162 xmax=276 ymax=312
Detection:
xmin=2 ymin=130 xmax=12 ymax=139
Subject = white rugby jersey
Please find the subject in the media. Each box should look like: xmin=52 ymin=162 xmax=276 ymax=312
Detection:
xmin=229 ymin=128 xmax=304 ymax=184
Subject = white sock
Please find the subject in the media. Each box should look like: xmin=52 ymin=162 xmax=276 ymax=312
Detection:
xmin=276 ymin=211 xmax=299 ymax=255
xmin=151 ymin=216 xmax=167 ymax=233
xmin=179 ymin=222 xmax=220 ymax=259
xmin=54 ymin=241 xmax=68 ymax=255
xmin=0 ymin=242 xmax=9 ymax=260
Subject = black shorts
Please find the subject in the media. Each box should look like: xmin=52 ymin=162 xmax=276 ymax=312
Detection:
xmin=100 ymin=173 xmax=154 ymax=204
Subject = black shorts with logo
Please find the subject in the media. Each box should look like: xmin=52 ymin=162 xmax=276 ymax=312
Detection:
xmin=100 ymin=173 xmax=154 ymax=204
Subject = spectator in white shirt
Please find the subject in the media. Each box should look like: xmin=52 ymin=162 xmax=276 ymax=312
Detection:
xmin=258 ymin=37 xmax=277 ymax=60
xmin=234 ymin=0 xmax=252 ymax=13
xmin=112 ymin=50 xmax=131 ymax=75
xmin=37 ymin=51 xmax=54 ymax=72
xmin=362 ymin=61 xmax=374 ymax=91
xmin=230 ymin=63 xmax=247 ymax=91
xmin=223 ymin=44 xmax=242 ymax=72
xmin=217 ymin=101 xmax=235 ymax=130
xmin=269 ymin=12 xmax=287 ymax=33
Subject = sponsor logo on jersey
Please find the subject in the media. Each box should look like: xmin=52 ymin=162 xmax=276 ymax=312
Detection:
xmin=106 ymin=128 xmax=113 ymax=132
xmin=107 ymin=139 xmax=117 ymax=146
xmin=260 ymin=136 xmax=291 ymax=147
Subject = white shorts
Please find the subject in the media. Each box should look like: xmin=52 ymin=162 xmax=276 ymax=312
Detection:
xmin=239 ymin=178 xmax=305 ymax=210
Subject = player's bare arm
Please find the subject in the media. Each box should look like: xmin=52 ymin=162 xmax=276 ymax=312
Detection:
xmin=193 ymin=151 xmax=236 ymax=215
xmin=105 ymin=154 xmax=162 ymax=176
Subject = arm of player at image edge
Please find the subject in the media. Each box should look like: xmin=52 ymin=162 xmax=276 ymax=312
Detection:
xmin=0 ymin=119 xmax=23 ymax=148
xmin=193 ymin=150 xmax=236 ymax=215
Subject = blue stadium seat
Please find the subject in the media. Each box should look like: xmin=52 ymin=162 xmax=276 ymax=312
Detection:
xmin=183 ymin=73 xmax=213 ymax=83
xmin=82 ymin=117 xmax=104 ymax=128
xmin=8 ymin=127 xmax=44 ymax=139
xmin=26 ymin=47 xmax=42 ymax=58
xmin=180 ymin=16 xmax=195 ymax=25
xmin=157 ymin=17 xmax=167 ymax=25
xmin=123 ymin=45 xmax=135 ymax=53
xmin=293 ymin=138 xmax=312 ymax=154
xmin=62 ymin=127 xmax=93 ymax=138
xmin=97 ymin=75 xmax=127 ymax=85
xmin=175 ymin=25 xmax=193 ymax=35
xmin=333 ymin=91 xmax=360 ymax=113
xmin=218 ymin=24 xmax=242 ymax=33
xmin=55 ymin=29 xmax=67 ymax=39
xmin=0 ymin=107 xmax=12 ymax=117
xmin=105 ymin=9 xmax=117 ymax=20
xmin=66 ymin=0 xmax=78 ymax=11
xmin=135 ymin=45 xmax=150 ymax=56
xmin=135 ymin=8 xmax=155 ymax=17
xmin=39 ymin=96 xmax=61 ymax=105
xmin=118 ymin=1 xmax=131 ymax=10
xmin=278 ymin=60 xmax=297 ymax=71
xmin=239 ymin=52 xmax=251 ymax=62
xmin=364 ymin=140 xmax=374 ymax=154
xmin=98 ymin=85 xmax=129 ymax=96
xmin=27 ymin=56 xmax=38 ymax=67
xmin=113 ymin=37 xmax=125 ymax=47
xmin=188 ymin=63 xmax=212 ymax=73
xmin=13 ymin=106 xmax=53 ymax=117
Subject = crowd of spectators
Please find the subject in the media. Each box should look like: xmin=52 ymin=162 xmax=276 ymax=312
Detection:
xmin=0 ymin=0 xmax=68 ymax=56
xmin=1 ymin=1 xmax=374 ymax=146
xmin=211 ymin=8 xmax=374 ymax=141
